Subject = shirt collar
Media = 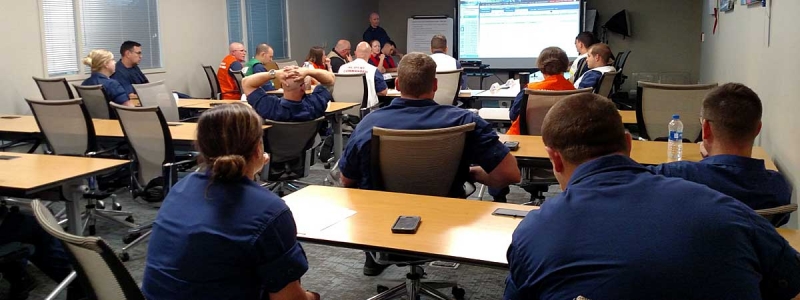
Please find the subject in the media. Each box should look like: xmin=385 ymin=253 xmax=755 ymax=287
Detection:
xmin=390 ymin=98 xmax=438 ymax=107
xmin=701 ymin=154 xmax=765 ymax=170
xmin=432 ymin=50 xmax=446 ymax=55
xmin=92 ymin=72 xmax=110 ymax=80
xmin=568 ymin=154 xmax=652 ymax=187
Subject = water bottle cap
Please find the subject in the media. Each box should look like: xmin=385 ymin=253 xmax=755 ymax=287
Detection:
xmin=672 ymin=114 xmax=680 ymax=120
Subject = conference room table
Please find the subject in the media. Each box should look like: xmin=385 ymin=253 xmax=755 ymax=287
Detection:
xmin=285 ymin=185 xmax=800 ymax=269
xmin=477 ymin=107 xmax=637 ymax=125
xmin=0 ymin=152 xmax=127 ymax=235
xmin=384 ymin=89 xmax=482 ymax=99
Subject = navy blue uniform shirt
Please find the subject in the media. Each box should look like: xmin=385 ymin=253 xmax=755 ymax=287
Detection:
xmin=142 ymin=172 xmax=308 ymax=300
xmin=251 ymin=63 xmax=277 ymax=91
xmin=363 ymin=26 xmax=390 ymax=47
xmin=81 ymin=72 xmax=129 ymax=104
xmin=505 ymin=154 xmax=800 ymax=300
xmin=247 ymin=85 xmax=331 ymax=122
xmin=648 ymin=154 xmax=792 ymax=225
xmin=339 ymin=98 xmax=509 ymax=197
xmin=110 ymin=60 xmax=149 ymax=95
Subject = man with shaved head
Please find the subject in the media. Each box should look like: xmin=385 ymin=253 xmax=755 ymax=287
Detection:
xmin=338 ymin=41 xmax=388 ymax=108
xmin=327 ymin=39 xmax=352 ymax=73
xmin=218 ymin=42 xmax=247 ymax=99
xmin=363 ymin=12 xmax=390 ymax=47
xmin=243 ymin=43 xmax=276 ymax=91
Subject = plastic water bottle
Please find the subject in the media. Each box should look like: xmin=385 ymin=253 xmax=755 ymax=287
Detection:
xmin=667 ymin=114 xmax=684 ymax=161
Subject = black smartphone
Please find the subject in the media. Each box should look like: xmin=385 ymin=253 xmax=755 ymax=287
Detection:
xmin=391 ymin=216 xmax=422 ymax=234
xmin=492 ymin=208 xmax=529 ymax=218
xmin=503 ymin=141 xmax=520 ymax=151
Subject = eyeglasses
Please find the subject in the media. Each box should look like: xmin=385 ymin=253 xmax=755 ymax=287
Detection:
xmin=234 ymin=49 xmax=247 ymax=53
xmin=134 ymin=51 xmax=142 ymax=55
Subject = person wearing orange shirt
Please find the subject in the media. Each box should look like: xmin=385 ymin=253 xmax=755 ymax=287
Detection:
xmin=218 ymin=42 xmax=247 ymax=100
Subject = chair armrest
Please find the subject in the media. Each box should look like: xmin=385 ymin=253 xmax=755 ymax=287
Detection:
xmin=164 ymin=159 xmax=196 ymax=167
xmin=179 ymin=116 xmax=199 ymax=122
xmin=86 ymin=142 xmax=126 ymax=157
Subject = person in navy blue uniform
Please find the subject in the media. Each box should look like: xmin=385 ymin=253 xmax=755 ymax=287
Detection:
xmin=504 ymin=93 xmax=800 ymax=300
xmin=80 ymin=49 xmax=134 ymax=107
xmin=339 ymin=53 xmax=521 ymax=276
xmin=363 ymin=12 xmax=390 ymax=47
xmin=648 ymin=83 xmax=792 ymax=225
xmin=242 ymin=65 xmax=335 ymax=122
xmin=110 ymin=41 xmax=149 ymax=97
xmin=142 ymin=103 xmax=319 ymax=300
xmin=572 ymin=43 xmax=616 ymax=91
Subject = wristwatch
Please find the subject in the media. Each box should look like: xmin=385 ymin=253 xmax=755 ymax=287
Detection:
xmin=268 ymin=69 xmax=276 ymax=77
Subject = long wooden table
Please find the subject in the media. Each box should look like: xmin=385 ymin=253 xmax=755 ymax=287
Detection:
xmin=0 ymin=115 xmax=200 ymax=142
xmin=385 ymin=89 xmax=481 ymax=99
xmin=0 ymin=152 xmax=127 ymax=235
xmin=499 ymin=134 xmax=778 ymax=171
xmin=478 ymin=108 xmax=637 ymax=125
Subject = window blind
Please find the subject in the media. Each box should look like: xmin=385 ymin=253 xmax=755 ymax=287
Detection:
xmin=80 ymin=0 xmax=162 ymax=70
xmin=42 ymin=0 xmax=80 ymax=76
xmin=245 ymin=0 xmax=288 ymax=59
xmin=227 ymin=0 xmax=243 ymax=44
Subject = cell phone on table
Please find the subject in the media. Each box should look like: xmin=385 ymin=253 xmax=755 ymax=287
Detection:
xmin=503 ymin=141 xmax=520 ymax=151
xmin=391 ymin=216 xmax=422 ymax=234
xmin=492 ymin=208 xmax=529 ymax=218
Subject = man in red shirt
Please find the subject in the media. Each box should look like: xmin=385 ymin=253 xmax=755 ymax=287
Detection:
xmin=218 ymin=42 xmax=247 ymax=99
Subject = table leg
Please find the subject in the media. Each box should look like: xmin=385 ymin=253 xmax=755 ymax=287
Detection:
xmin=65 ymin=183 xmax=87 ymax=235
xmin=332 ymin=112 xmax=343 ymax=162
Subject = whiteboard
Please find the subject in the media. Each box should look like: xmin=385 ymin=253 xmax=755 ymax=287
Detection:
xmin=407 ymin=17 xmax=454 ymax=56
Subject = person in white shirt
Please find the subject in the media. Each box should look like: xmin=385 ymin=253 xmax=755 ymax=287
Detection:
xmin=569 ymin=31 xmax=598 ymax=80
xmin=573 ymin=43 xmax=616 ymax=90
xmin=429 ymin=34 xmax=466 ymax=89
xmin=338 ymin=41 xmax=389 ymax=108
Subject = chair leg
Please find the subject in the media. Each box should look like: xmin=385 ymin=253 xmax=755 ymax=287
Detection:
xmin=366 ymin=282 xmax=407 ymax=300
xmin=477 ymin=184 xmax=486 ymax=200
xmin=93 ymin=210 xmax=137 ymax=228
xmin=419 ymin=284 xmax=453 ymax=300
xmin=44 ymin=271 xmax=76 ymax=300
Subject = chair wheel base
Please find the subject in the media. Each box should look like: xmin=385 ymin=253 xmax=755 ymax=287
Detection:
xmin=124 ymin=216 xmax=135 ymax=223
xmin=113 ymin=203 xmax=123 ymax=211
xmin=452 ymin=287 xmax=466 ymax=299
xmin=377 ymin=285 xmax=389 ymax=293
xmin=123 ymin=232 xmax=142 ymax=244
xmin=118 ymin=252 xmax=130 ymax=262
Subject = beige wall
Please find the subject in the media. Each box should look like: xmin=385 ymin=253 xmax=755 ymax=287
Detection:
xmin=287 ymin=0 xmax=378 ymax=63
xmin=377 ymin=0 xmax=454 ymax=53
xmin=700 ymin=0 xmax=800 ymax=228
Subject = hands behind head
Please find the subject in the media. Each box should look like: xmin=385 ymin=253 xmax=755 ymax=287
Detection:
xmin=281 ymin=66 xmax=306 ymax=81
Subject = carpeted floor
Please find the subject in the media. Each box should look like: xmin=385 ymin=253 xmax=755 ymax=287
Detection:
xmin=10 ymin=163 xmax=560 ymax=300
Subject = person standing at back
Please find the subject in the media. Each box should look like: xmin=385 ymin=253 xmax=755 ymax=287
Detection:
xmin=363 ymin=12 xmax=390 ymax=47
xmin=569 ymin=31 xmax=597 ymax=80
xmin=327 ymin=39 xmax=353 ymax=73
xmin=648 ymin=83 xmax=792 ymax=225
xmin=142 ymin=103 xmax=320 ymax=300
xmin=338 ymin=41 xmax=389 ymax=108
xmin=429 ymin=34 xmax=467 ymax=89
xmin=243 ymin=43 xmax=277 ymax=92
xmin=504 ymin=93 xmax=800 ymax=300
xmin=218 ymin=42 xmax=247 ymax=99
xmin=111 ymin=40 xmax=148 ymax=98
xmin=81 ymin=49 xmax=134 ymax=107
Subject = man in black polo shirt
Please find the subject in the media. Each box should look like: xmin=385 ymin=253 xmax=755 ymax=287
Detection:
xmin=363 ymin=12 xmax=390 ymax=47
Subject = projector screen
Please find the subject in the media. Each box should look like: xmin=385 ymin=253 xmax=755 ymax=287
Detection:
xmin=457 ymin=0 xmax=583 ymax=69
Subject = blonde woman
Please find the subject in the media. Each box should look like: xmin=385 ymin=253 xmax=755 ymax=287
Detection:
xmin=81 ymin=49 xmax=134 ymax=107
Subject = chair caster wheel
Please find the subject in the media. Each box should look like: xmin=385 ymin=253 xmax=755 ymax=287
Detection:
xmin=113 ymin=202 xmax=123 ymax=211
xmin=125 ymin=216 xmax=135 ymax=223
xmin=88 ymin=225 xmax=96 ymax=235
xmin=96 ymin=201 xmax=105 ymax=210
xmin=118 ymin=252 xmax=130 ymax=262
xmin=377 ymin=285 xmax=389 ymax=293
xmin=324 ymin=162 xmax=331 ymax=169
xmin=452 ymin=287 xmax=466 ymax=300
xmin=123 ymin=232 xmax=142 ymax=244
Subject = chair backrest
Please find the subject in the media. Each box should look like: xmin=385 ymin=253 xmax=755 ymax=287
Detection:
xmin=519 ymin=88 xmax=593 ymax=135
xmin=202 ymin=65 xmax=221 ymax=99
xmin=595 ymin=71 xmax=618 ymax=97
xmin=26 ymin=98 xmax=96 ymax=156
xmin=572 ymin=58 xmax=588 ymax=83
xmin=615 ymin=50 xmax=632 ymax=71
xmin=132 ymin=81 xmax=180 ymax=122
xmin=636 ymin=82 xmax=718 ymax=141
xmin=433 ymin=69 xmax=462 ymax=106
xmin=755 ymin=204 xmax=798 ymax=227
xmin=332 ymin=73 xmax=368 ymax=117
xmin=73 ymin=84 xmax=112 ymax=119
xmin=276 ymin=60 xmax=298 ymax=69
xmin=370 ymin=123 xmax=475 ymax=197
xmin=263 ymin=118 xmax=324 ymax=164
xmin=33 ymin=76 xmax=75 ymax=100
xmin=31 ymin=200 xmax=145 ymax=300
xmin=231 ymin=70 xmax=244 ymax=96
xmin=111 ymin=103 xmax=175 ymax=189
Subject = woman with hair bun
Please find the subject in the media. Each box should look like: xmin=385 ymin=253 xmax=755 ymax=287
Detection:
xmin=81 ymin=49 xmax=134 ymax=107
xmin=142 ymin=103 xmax=319 ymax=300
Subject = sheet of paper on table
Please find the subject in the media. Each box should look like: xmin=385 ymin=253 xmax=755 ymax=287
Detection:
xmin=285 ymin=200 xmax=357 ymax=235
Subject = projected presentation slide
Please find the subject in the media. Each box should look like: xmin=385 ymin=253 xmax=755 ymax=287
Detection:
xmin=459 ymin=0 xmax=581 ymax=69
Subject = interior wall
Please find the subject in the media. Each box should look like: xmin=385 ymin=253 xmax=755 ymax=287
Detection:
xmin=700 ymin=0 xmax=800 ymax=228
xmin=287 ymin=0 xmax=378 ymax=63
xmin=377 ymin=0 xmax=454 ymax=53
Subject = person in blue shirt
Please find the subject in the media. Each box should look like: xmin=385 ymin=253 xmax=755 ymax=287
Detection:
xmin=572 ymin=43 xmax=616 ymax=90
xmin=242 ymin=65 xmax=335 ymax=122
xmin=363 ymin=12 xmax=390 ymax=47
xmin=80 ymin=49 xmax=134 ymax=107
xmin=339 ymin=53 xmax=521 ymax=276
xmin=142 ymin=103 xmax=319 ymax=300
xmin=648 ymin=83 xmax=792 ymax=225
xmin=110 ymin=41 xmax=149 ymax=97
xmin=505 ymin=93 xmax=800 ymax=300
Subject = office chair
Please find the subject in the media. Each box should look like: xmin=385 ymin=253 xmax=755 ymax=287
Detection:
xmin=518 ymin=88 xmax=593 ymax=204
xmin=319 ymin=73 xmax=368 ymax=168
xmin=202 ymin=65 xmax=222 ymax=99
xmin=261 ymin=118 xmax=324 ymax=196
xmin=366 ymin=123 xmax=475 ymax=300
xmin=133 ymin=81 xmax=194 ymax=123
xmin=433 ymin=69 xmax=463 ymax=106
xmin=755 ymin=203 xmax=798 ymax=227
xmin=595 ymin=71 xmax=618 ymax=97
xmin=26 ymin=99 xmax=135 ymax=235
xmin=73 ymin=84 xmax=113 ymax=119
xmin=572 ymin=57 xmax=588 ymax=83
xmin=276 ymin=60 xmax=299 ymax=69
xmin=31 ymin=200 xmax=146 ymax=300
xmin=231 ymin=70 xmax=245 ymax=98
xmin=636 ymin=82 xmax=718 ymax=141
xmin=110 ymin=103 xmax=196 ymax=261
xmin=32 ymin=76 xmax=75 ymax=100
xmin=613 ymin=50 xmax=632 ymax=92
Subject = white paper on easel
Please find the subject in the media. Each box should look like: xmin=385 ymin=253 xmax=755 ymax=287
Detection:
xmin=285 ymin=200 xmax=356 ymax=235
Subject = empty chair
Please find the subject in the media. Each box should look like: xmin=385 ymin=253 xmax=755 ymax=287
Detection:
xmin=636 ymin=82 xmax=718 ymax=141
xmin=202 ymin=65 xmax=221 ymax=99
xmin=33 ymin=76 xmax=75 ymax=100
xmin=755 ymin=203 xmax=798 ymax=227
xmin=262 ymin=117 xmax=324 ymax=196
xmin=276 ymin=60 xmax=298 ymax=69
xmin=613 ymin=50 xmax=632 ymax=95
xmin=132 ymin=81 xmax=181 ymax=122
xmin=73 ymin=84 xmax=112 ymax=119
xmin=331 ymin=73 xmax=367 ymax=118
xmin=432 ymin=69 xmax=462 ymax=106
xmin=31 ymin=200 xmax=145 ymax=300
xmin=231 ymin=70 xmax=244 ymax=97
xmin=595 ymin=71 xmax=618 ymax=97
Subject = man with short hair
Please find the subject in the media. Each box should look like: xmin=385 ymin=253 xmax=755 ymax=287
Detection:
xmin=648 ymin=83 xmax=792 ymax=225
xmin=363 ymin=12 xmax=390 ymax=47
xmin=112 ymin=40 xmax=149 ymax=98
xmin=218 ymin=42 xmax=247 ymax=99
xmin=504 ymin=93 xmax=800 ymax=299
xmin=429 ymin=34 xmax=467 ymax=89
xmin=242 ymin=66 xmax=335 ymax=122
xmin=570 ymin=31 xmax=597 ymax=79
xmin=338 ymin=41 xmax=388 ymax=108
xmin=573 ymin=43 xmax=615 ymax=90
xmin=340 ymin=53 xmax=521 ymax=276
xmin=327 ymin=40 xmax=352 ymax=73
xmin=243 ymin=43 xmax=276 ymax=91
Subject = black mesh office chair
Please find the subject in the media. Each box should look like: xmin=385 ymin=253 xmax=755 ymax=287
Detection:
xmin=202 ymin=65 xmax=221 ymax=99
xmin=261 ymin=118 xmax=324 ymax=196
